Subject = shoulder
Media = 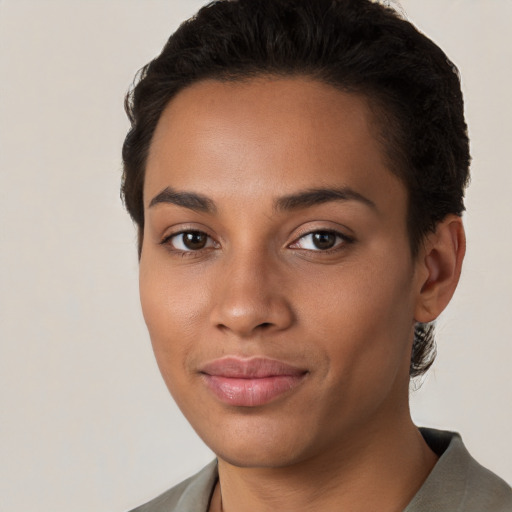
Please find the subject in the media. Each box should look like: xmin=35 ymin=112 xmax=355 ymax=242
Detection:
xmin=462 ymin=448 xmax=512 ymax=511
xmin=405 ymin=428 xmax=512 ymax=512
xmin=127 ymin=460 xmax=218 ymax=512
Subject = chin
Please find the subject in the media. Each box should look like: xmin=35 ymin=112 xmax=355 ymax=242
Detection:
xmin=214 ymin=442 xmax=309 ymax=469
xmin=195 ymin=414 xmax=321 ymax=469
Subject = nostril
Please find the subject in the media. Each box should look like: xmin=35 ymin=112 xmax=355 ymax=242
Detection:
xmin=258 ymin=322 xmax=273 ymax=329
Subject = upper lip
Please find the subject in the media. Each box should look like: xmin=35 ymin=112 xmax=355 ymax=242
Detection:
xmin=199 ymin=356 xmax=307 ymax=378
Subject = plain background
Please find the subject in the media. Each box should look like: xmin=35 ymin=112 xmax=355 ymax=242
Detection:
xmin=0 ymin=1 xmax=510 ymax=511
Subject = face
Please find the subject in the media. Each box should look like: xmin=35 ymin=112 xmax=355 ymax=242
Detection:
xmin=140 ymin=77 xmax=425 ymax=468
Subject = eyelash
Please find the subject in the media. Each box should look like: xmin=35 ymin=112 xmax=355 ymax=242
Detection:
xmin=288 ymin=229 xmax=354 ymax=253
xmin=160 ymin=230 xmax=218 ymax=257
xmin=160 ymin=228 xmax=354 ymax=257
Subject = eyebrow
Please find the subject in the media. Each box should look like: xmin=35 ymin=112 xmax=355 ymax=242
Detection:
xmin=149 ymin=187 xmax=216 ymax=213
xmin=273 ymin=187 xmax=376 ymax=212
xmin=148 ymin=185 xmax=376 ymax=214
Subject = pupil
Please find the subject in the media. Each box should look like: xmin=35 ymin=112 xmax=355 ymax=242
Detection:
xmin=184 ymin=232 xmax=207 ymax=250
xmin=313 ymin=231 xmax=336 ymax=250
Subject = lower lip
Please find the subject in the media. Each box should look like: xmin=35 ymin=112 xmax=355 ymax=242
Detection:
xmin=202 ymin=374 xmax=306 ymax=407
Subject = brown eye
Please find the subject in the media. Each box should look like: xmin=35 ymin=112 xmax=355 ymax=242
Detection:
xmin=290 ymin=230 xmax=350 ymax=251
xmin=167 ymin=231 xmax=215 ymax=251
xmin=182 ymin=232 xmax=207 ymax=250
xmin=312 ymin=231 xmax=337 ymax=250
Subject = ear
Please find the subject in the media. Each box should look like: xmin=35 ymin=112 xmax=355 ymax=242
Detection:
xmin=414 ymin=215 xmax=466 ymax=323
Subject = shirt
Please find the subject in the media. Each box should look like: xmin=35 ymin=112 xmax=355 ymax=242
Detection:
xmin=129 ymin=428 xmax=512 ymax=512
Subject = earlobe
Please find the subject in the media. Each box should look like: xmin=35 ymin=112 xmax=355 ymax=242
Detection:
xmin=414 ymin=215 xmax=466 ymax=323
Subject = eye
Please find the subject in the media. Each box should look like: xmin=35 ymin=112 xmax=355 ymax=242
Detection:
xmin=290 ymin=230 xmax=349 ymax=251
xmin=163 ymin=230 xmax=216 ymax=252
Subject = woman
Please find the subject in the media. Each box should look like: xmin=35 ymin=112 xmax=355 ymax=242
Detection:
xmin=122 ymin=0 xmax=512 ymax=510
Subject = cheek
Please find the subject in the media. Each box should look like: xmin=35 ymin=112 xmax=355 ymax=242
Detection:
xmin=301 ymin=254 xmax=415 ymax=387
xmin=138 ymin=256 xmax=210 ymax=380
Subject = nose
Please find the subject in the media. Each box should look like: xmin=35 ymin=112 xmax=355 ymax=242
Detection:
xmin=209 ymin=250 xmax=295 ymax=338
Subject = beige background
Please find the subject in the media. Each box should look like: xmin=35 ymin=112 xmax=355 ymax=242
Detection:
xmin=0 ymin=1 xmax=510 ymax=511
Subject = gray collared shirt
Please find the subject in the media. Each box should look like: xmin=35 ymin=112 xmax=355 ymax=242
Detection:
xmin=129 ymin=428 xmax=512 ymax=512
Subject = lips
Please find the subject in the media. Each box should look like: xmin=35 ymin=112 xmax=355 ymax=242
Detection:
xmin=199 ymin=357 xmax=307 ymax=407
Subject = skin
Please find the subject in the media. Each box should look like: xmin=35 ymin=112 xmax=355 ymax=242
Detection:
xmin=139 ymin=77 xmax=465 ymax=512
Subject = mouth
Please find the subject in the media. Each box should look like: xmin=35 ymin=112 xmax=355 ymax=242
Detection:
xmin=199 ymin=356 xmax=308 ymax=407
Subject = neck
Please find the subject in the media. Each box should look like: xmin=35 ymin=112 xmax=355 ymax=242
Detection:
xmin=211 ymin=414 xmax=438 ymax=512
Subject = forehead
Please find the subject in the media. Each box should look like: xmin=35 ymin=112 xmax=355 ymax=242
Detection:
xmin=144 ymin=77 xmax=405 ymax=218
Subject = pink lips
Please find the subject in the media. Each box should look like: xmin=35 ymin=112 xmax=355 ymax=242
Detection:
xmin=200 ymin=357 xmax=307 ymax=407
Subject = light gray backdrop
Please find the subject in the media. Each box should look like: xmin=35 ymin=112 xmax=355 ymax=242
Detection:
xmin=0 ymin=1 xmax=510 ymax=511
